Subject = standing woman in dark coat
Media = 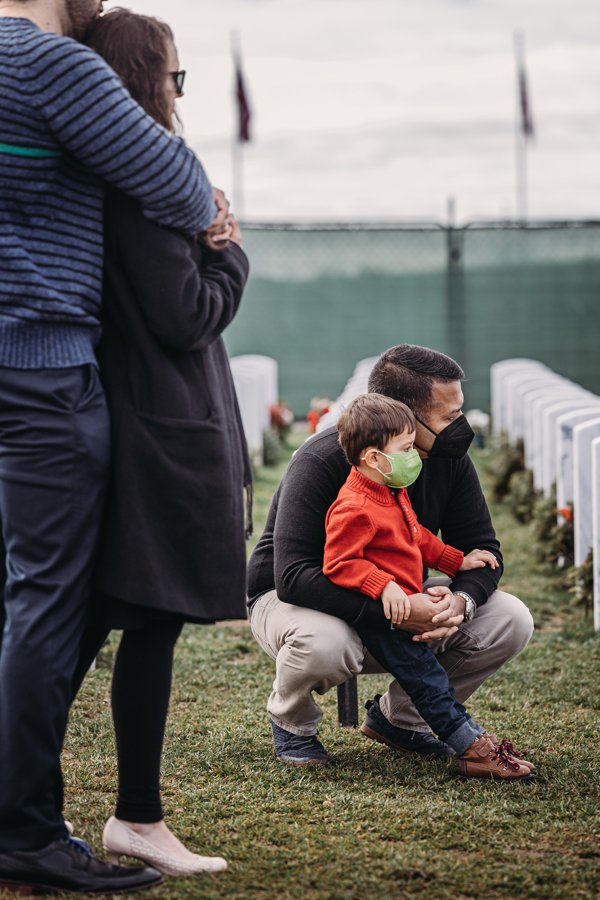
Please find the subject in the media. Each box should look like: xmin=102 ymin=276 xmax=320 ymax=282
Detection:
xmin=73 ymin=8 xmax=251 ymax=877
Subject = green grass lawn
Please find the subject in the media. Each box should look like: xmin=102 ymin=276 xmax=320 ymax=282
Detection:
xmin=4 ymin=430 xmax=599 ymax=899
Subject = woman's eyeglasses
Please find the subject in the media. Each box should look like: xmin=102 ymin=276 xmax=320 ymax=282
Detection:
xmin=169 ymin=70 xmax=186 ymax=97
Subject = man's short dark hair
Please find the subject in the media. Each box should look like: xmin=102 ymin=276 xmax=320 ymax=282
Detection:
xmin=367 ymin=344 xmax=465 ymax=416
xmin=337 ymin=393 xmax=416 ymax=466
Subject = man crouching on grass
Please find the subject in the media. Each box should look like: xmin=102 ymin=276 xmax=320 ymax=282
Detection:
xmin=323 ymin=392 xmax=535 ymax=781
xmin=247 ymin=344 xmax=534 ymax=771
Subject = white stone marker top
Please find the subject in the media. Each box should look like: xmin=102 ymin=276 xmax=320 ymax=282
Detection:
xmin=491 ymin=359 xmax=548 ymax=436
xmin=231 ymin=355 xmax=278 ymax=428
xmin=505 ymin=372 xmax=564 ymax=443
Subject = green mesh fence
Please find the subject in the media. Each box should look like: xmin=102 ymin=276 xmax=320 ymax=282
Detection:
xmin=224 ymin=222 xmax=600 ymax=417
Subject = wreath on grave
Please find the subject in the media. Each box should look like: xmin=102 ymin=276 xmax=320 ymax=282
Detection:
xmin=564 ymin=548 xmax=594 ymax=619
xmin=490 ymin=438 xmax=525 ymax=502
xmin=533 ymin=496 xmax=574 ymax=567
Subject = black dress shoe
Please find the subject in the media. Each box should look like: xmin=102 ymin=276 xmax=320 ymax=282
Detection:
xmin=0 ymin=837 xmax=163 ymax=895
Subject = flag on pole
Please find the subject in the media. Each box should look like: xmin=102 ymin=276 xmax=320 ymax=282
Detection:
xmin=233 ymin=45 xmax=251 ymax=143
xmin=515 ymin=32 xmax=534 ymax=140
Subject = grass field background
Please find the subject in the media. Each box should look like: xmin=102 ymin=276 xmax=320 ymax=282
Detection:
xmin=3 ymin=429 xmax=598 ymax=899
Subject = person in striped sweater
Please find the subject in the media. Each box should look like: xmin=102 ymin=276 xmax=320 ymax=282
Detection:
xmin=0 ymin=1 xmax=226 ymax=894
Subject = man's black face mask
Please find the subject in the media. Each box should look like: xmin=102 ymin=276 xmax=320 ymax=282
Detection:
xmin=415 ymin=414 xmax=475 ymax=459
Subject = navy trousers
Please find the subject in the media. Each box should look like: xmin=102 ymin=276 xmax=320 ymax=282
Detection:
xmin=0 ymin=366 xmax=110 ymax=851
xmin=358 ymin=623 xmax=482 ymax=753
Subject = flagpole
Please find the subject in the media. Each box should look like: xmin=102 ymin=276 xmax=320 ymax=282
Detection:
xmin=231 ymin=30 xmax=244 ymax=220
xmin=232 ymin=124 xmax=244 ymax=219
xmin=514 ymin=30 xmax=529 ymax=222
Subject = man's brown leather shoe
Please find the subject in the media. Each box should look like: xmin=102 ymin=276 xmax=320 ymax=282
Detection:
xmin=488 ymin=735 xmax=536 ymax=773
xmin=458 ymin=734 xmax=534 ymax=781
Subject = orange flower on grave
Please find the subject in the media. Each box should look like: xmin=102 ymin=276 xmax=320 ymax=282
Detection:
xmin=557 ymin=507 xmax=572 ymax=521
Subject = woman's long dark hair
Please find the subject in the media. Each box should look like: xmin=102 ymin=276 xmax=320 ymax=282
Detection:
xmin=87 ymin=8 xmax=176 ymax=131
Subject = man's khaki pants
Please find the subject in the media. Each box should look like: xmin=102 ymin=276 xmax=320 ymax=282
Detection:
xmin=250 ymin=582 xmax=534 ymax=737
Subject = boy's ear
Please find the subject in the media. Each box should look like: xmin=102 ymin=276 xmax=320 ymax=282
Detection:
xmin=360 ymin=446 xmax=380 ymax=467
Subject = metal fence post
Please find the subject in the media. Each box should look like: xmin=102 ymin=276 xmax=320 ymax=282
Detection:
xmin=445 ymin=204 xmax=466 ymax=372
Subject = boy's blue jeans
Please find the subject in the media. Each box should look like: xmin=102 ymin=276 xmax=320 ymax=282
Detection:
xmin=357 ymin=623 xmax=483 ymax=754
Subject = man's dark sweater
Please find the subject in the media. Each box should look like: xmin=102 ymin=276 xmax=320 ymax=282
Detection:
xmin=247 ymin=426 xmax=503 ymax=630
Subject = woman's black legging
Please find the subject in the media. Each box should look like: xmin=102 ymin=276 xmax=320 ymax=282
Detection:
xmin=73 ymin=614 xmax=183 ymax=823
xmin=112 ymin=619 xmax=183 ymax=822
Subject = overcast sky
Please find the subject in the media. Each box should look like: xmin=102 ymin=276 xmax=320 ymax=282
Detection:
xmin=122 ymin=0 xmax=599 ymax=222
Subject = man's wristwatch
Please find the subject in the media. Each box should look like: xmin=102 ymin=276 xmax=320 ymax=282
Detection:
xmin=454 ymin=591 xmax=476 ymax=622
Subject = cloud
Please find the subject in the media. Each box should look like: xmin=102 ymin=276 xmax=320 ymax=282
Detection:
xmin=120 ymin=0 xmax=600 ymax=219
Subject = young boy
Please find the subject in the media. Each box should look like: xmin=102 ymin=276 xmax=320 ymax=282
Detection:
xmin=323 ymin=393 xmax=534 ymax=780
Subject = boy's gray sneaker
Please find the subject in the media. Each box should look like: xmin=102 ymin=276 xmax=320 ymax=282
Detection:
xmin=360 ymin=695 xmax=454 ymax=758
xmin=270 ymin=720 xmax=328 ymax=766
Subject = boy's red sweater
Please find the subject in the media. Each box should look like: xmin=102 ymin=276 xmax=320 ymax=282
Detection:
xmin=323 ymin=467 xmax=464 ymax=600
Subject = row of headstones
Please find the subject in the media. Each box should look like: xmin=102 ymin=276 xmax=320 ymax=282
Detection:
xmin=230 ymin=355 xmax=279 ymax=465
xmin=315 ymin=357 xmax=379 ymax=433
xmin=491 ymin=358 xmax=600 ymax=629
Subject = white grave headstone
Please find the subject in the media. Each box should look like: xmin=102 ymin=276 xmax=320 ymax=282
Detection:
xmin=491 ymin=359 xmax=548 ymax=436
xmin=354 ymin=357 xmax=378 ymax=378
xmin=591 ymin=436 xmax=600 ymax=630
xmin=573 ymin=417 xmax=600 ymax=566
xmin=530 ymin=389 xmax=594 ymax=492
xmin=230 ymin=364 xmax=266 ymax=463
xmin=543 ymin=400 xmax=600 ymax=499
xmin=317 ymin=358 xmax=376 ymax=432
xmin=556 ymin=408 xmax=600 ymax=513
xmin=231 ymin=355 xmax=277 ymax=432
xmin=232 ymin=355 xmax=278 ymax=407
xmin=522 ymin=383 xmax=577 ymax=471
xmin=506 ymin=372 xmax=563 ymax=443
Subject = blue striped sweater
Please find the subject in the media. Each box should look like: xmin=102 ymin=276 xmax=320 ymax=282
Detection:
xmin=0 ymin=17 xmax=216 ymax=368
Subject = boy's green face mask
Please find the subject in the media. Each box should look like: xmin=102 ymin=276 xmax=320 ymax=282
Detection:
xmin=376 ymin=449 xmax=423 ymax=488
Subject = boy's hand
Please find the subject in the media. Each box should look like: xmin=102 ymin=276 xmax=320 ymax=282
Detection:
xmin=381 ymin=581 xmax=411 ymax=625
xmin=460 ymin=549 xmax=499 ymax=571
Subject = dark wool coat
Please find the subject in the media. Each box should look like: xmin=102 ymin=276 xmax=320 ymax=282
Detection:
xmin=94 ymin=191 xmax=251 ymax=622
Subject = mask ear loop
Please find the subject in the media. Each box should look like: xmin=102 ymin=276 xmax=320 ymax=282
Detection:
xmin=360 ymin=449 xmax=392 ymax=480
xmin=414 ymin=414 xmax=438 ymax=436
xmin=414 ymin=414 xmax=436 ymax=455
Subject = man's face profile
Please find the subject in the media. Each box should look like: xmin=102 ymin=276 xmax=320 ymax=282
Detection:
xmin=415 ymin=380 xmax=464 ymax=455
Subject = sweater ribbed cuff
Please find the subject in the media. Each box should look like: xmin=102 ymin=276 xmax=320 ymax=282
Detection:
xmin=448 ymin=577 xmax=488 ymax=607
xmin=437 ymin=545 xmax=464 ymax=577
xmin=0 ymin=320 xmax=99 ymax=369
xmin=361 ymin=570 xmax=394 ymax=600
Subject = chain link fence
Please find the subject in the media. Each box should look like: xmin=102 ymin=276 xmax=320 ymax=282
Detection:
xmin=224 ymin=221 xmax=600 ymax=416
